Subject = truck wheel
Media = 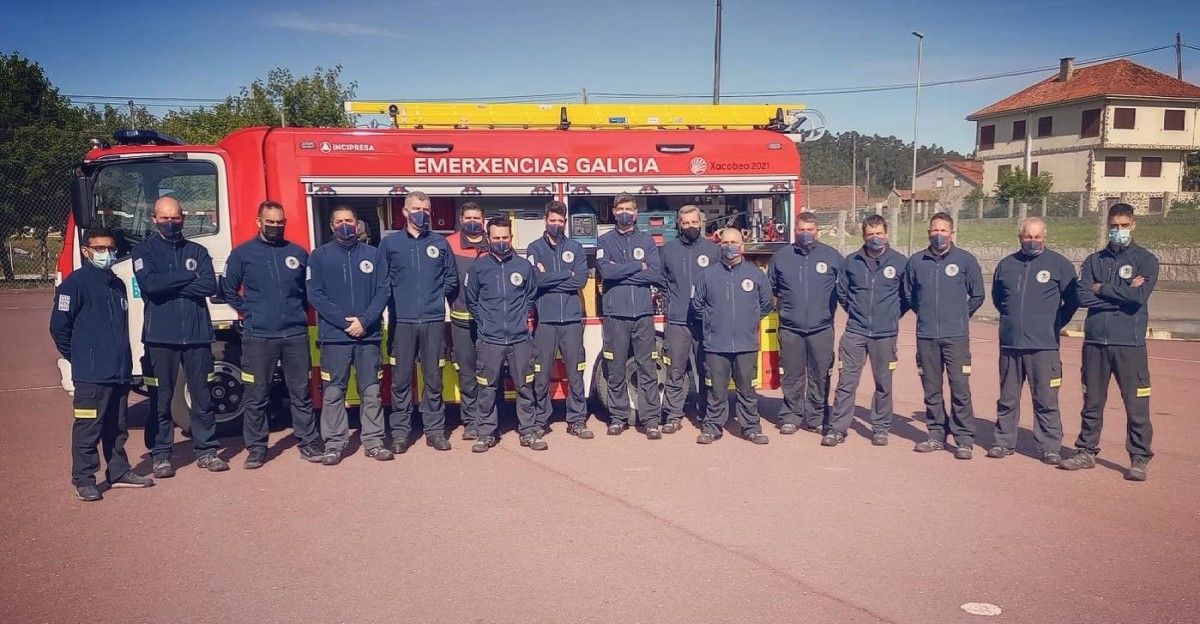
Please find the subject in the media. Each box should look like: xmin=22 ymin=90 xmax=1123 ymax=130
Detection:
xmin=589 ymin=334 xmax=666 ymax=419
xmin=171 ymin=341 xmax=246 ymax=436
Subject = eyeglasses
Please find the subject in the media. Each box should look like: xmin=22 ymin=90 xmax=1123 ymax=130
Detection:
xmin=87 ymin=245 xmax=117 ymax=253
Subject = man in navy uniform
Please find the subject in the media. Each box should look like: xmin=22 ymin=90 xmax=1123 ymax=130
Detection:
xmin=446 ymin=201 xmax=489 ymax=440
xmin=51 ymin=227 xmax=155 ymax=501
xmin=527 ymin=201 xmax=592 ymax=438
xmin=465 ymin=218 xmax=543 ymax=452
xmin=306 ymin=206 xmax=393 ymax=465
xmin=376 ymin=191 xmax=458 ymax=453
xmin=693 ymin=229 xmax=773 ymax=445
xmin=827 ymin=215 xmax=908 ymax=447
xmin=659 ymin=204 xmax=720 ymax=434
xmin=132 ymin=196 xmax=228 ymax=476
xmin=768 ymin=211 xmax=843 ymax=436
xmin=223 ymin=201 xmax=323 ymax=468
xmin=1060 ymin=203 xmax=1159 ymax=481
xmin=901 ymin=212 xmax=985 ymax=459
xmin=989 ymin=217 xmax=1078 ymax=465
xmin=596 ymin=193 xmax=663 ymax=439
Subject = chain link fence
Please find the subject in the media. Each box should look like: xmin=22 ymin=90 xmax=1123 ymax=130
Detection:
xmin=1 ymin=170 xmax=70 ymax=289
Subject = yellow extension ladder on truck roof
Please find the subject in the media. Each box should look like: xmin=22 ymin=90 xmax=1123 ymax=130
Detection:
xmin=343 ymin=101 xmax=816 ymax=134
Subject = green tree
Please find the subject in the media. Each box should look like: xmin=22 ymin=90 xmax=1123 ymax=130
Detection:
xmin=797 ymin=131 xmax=968 ymax=191
xmin=994 ymin=167 xmax=1053 ymax=202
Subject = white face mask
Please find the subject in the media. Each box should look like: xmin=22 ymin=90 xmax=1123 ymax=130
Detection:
xmin=88 ymin=250 xmax=115 ymax=270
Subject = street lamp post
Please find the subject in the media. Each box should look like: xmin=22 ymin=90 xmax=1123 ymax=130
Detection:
xmin=907 ymin=31 xmax=924 ymax=255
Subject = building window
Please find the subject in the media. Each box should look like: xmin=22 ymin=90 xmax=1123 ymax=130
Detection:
xmin=1104 ymin=156 xmax=1126 ymax=177
xmin=935 ymin=177 xmax=944 ymax=188
xmin=1030 ymin=162 xmax=1039 ymax=176
xmin=1149 ymin=196 xmax=1164 ymax=212
xmin=979 ymin=125 xmax=996 ymax=151
xmin=1037 ymin=115 xmax=1053 ymax=137
xmin=1012 ymin=119 xmax=1026 ymax=141
xmin=1081 ymin=109 xmax=1101 ymax=137
xmin=1141 ymin=156 xmax=1163 ymax=177
xmin=953 ymin=178 xmax=961 ymax=187
xmin=998 ymin=164 xmax=1013 ymax=178
xmin=1113 ymin=107 xmax=1136 ymax=130
xmin=1165 ymin=109 xmax=1186 ymax=131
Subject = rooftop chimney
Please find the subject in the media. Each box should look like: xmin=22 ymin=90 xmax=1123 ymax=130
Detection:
xmin=1059 ymin=57 xmax=1075 ymax=82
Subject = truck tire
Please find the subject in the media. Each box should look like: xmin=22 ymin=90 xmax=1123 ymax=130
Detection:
xmin=589 ymin=332 xmax=666 ymax=419
xmin=171 ymin=340 xmax=246 ymax=435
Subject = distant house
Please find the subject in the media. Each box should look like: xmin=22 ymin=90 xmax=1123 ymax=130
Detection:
xmin=914 ymin=160 xmax=983 ymax=212
xmin=801 ymin=184 xmax=867 ymax=212
xmin=967 ymin=58 xmax=1200 ymax=213
xmin=886 ymin=187 xmax=939 ymax=220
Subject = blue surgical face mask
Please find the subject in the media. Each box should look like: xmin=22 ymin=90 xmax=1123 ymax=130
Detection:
xmin=157 ymin=220 xmax=183 ymax=239
xmin=614 ymin=211 xmax=636 ymax=228
xmin=407 ymin=210 xmax=430 ymax=231
xmin=88 ymin=250 xmax=115 ymax=271
xmin=794 ymin=231 xmax=816 ymax=250
xmin=461 ymin=220 xmax=484 ymax=237
xmin=490 ymin=240 xmax=513 ymax=258
xmin=929 ymin=233 xmax=951 ymax=252
xmin=865 ymin=236 xmax=887 ymax=253
xmin=1108 ymin=228 xmax=1131 ymax=247
xmin=545 ymin=223 xmax=565 ymax=242
xmin=720 ymin=243 xmax=740 ymax=260
xmin=1021 ymin=239 xmax=1045 ymax=256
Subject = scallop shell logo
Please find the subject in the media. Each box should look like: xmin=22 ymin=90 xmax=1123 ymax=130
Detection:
xmin=741 ymin=278 xmax=754 ymax=292
xmin=562 ymin=250 xmax=575 ymax=263
xmin=697 ymin=255 xmax=710 ymax=267
xmin=426 ymin=245 xmax=440 ymax=259
xmin=945 ymin=263 xmax=960 ymax=277
xmin=633 ymin=247 xmax=645 ymax=260
xmin=285 ymin=256 xmax=300 ymax=270
xmin=690 ymin=157 xmax=709 ymax=175
xmin=815 ymin=261 xmax=828 ymax=274
xmin=359 ymin=260 xmax=374 ymax=274
xmin=1119 ymin=264 xmax=1133 ymax=279
xmin=883 ymin=266 xmax=897 ymax=279
xmin=1036 ymin=270 xmax=1051 ymax=283
xmin=509 ymin=272 xmax=524 ymax=286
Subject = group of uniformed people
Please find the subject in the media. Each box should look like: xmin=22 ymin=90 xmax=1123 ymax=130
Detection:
xmin=51 ymin=192 xmax=1159 ymax=502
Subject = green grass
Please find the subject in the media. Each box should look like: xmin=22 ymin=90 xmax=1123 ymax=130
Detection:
xmin=4 ymin=236 xmax=64 ymax=281
xmin=952 ymin=216 xmax=1199 ymax=249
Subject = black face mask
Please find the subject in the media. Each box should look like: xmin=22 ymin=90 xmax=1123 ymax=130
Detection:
xmin=262 ymin=224 xmax=285 ymax=242
xmin=680 ymin=226 xmax=701 ymax=242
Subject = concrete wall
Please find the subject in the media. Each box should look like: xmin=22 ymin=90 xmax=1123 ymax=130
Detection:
xmin=1105 ymin=99 xmax=1200 ymax=149
xmin=1092 ymin=149 xmax=1185 ymax=194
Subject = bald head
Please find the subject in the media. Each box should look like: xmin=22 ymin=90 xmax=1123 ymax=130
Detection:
xmin=718 ymin=228 xmax=744 ymax=245
xmin=153 ymin=196 xmax=183 ymax=219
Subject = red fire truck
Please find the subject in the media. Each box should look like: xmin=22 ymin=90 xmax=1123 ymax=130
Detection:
xmin=59 ymin=102 xmax=813 ymax=432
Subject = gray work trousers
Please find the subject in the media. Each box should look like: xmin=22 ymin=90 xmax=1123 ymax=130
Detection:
xmin=702 ymin=352 xmax=761 ymax=437
xmin=993 ymin=348 xmax=1063 ymax=453
xmin=915 ymin=336 xmax=977 ymax=446
xmin=777 ymin=327 xmax=834 ymax=430
xmin=830 ymin=333 xmax=897 ymax=435
xmin=320 ymin=342 xmax=385 ymax=452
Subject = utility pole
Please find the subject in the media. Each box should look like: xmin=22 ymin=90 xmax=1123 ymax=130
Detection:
xmin=1177 ymin=33 xmax=1183 ymax=80
xmin=851 ymin=133 xmax=858 ymax=215
xmin=908 ymin=31 xmax=925 ymax=255
xmin=712 ymin=0 xmax=723 ymax=104
xmin=581 ymin=88 xmax=589 ymax=104
xmin=865 ymin=156 xmax=873 ymax=214
xmin=127 ymin=99 xmax=136 ymax=127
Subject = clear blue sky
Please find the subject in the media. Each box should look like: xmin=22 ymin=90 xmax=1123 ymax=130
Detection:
xmin=4 ymin=0 xmax=1198 ymax=152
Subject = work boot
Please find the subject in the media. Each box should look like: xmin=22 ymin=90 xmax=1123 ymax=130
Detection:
xmin=871 ymin=433 xmax=889 ymax=446
xmin=1042 ymin=451 xmax=1062 ymax=466
xmin=821 ymin=431 xmax=845 ymax=447
xmin=243 ymin=447 xmax=268 ymax=470
xmin=111 ymin=471 xmax=155 ymax=488
xmin=662 ymin=419 xmax=683 ymax=434
xmin=986 ymin=446 xmax=1014 ymax=459
xmin=426 ymin=435 xmax=452 ymax=451
xmin=299 ymin=441 xmax=326 ymax=463
xmin=913 ymin=439 xmax=945 ymax=453
xmin=520 ymin=433 xmax=549 ymax=451
xmin=954 ymin=446 xmax=974 ymax=460
xmin=747 ymin=432 xmax=769 ymax=445
xmin=321 ymin=448 xmax=342 ymax=466
xmin=196 ymin=454 xmax=230 ymax=472
xmin=75 ymin=484 xmax=103 ymax=502
xmin=696 ymin=433 xmax=718 ymax=445
xmin=607 ymin=422 xmax=626 ymax=436
xmin=472 ymin=436 xmax=498 ymax=453
xmin=1058 ymin=450 xmax=1096 ymax=471
xmin=645 ymin=426 xmax=663 ymax=440
xmin=364 ymin=446 xmax=394 ymax=461
xmin=779 ymin=423 xmax=799 ymax=435
xmin=461 ymin=427 xmax=479 ymax=441
xmin=151 ymin=459 xmax=175 ymax=479
xmin=390 ymin=439 xmax=410 ymax=455
xmin=566 ymin=423 xmax=594 ymax=439
xmin=1124 ymin=456 xmax=1150 ymax=482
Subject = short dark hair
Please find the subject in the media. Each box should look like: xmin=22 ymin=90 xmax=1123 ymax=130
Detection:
xmin=613 ymin=192 xmax=637 ymax=209
xmin=545 ymin=200 xmax=567 ymax=218
xmin=797 ymin=211 xmax=818 ymax=225
xmin=330 ymin=205 xmax=357 ymax=223
xmin=1108 ymin=202 xmax=1135 ymax=221
xmin=486 ymin=216 xmax=512 ymax=236
xmin=861 ymin=214 xmax=888 ymax=234
xmin=258 ymin=200 xmax=284 ymax=217
xmin=929 ymin=211 xmax=954 ymax=229
xmin=83 ymin=227 xmax=118 ymax=247
xmin=459 ymin=201 xmax=483 ymax=218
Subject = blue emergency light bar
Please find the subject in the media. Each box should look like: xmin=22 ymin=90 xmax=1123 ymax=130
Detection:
xmin=112 ymin=129 xmax=186 ymax=146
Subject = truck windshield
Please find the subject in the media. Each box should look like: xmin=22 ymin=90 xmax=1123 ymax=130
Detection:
xmin=90 ymin=160 xmax=219 ymax=256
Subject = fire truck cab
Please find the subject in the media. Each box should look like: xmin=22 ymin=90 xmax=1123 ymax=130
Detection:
xmin=62 ymin=103 xmax=810 ymax=432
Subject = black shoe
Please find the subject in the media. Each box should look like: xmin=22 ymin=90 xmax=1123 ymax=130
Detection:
xmin=566 ymin=423 xmax=594 ymax=439
xmin=607 ymin=423 xmax=626 ymax=436
xmin=426 ymin=435 xmax=452 ymax=451
xmin=662 ymin=419 xmax=682 ymax=434
xmin=151 ymin=459 xmax=175 ymax=479
xmin=747 ymin=432 xmax=769 ymax=445
xmin=779 ymin=423 xmax=799 ymax=435
xmin=1058 ymin=450 xmax=1096 ymax=471
xmin=299 ymin=441 xmax=326 ymax=463
xmin=75 ymin=484 xmax=103 ymax=502
xmin=462 ymin=427 xmax=479 ymax=441
xmin=954 ymin=446 xmax=974 ymax=460
xmin=1124 ymin=456 xmax=1149 ymax=482
xmin=364 ymin=446 xmax=394 ymax=461
xmin=821 ymin=431 xmax=845 ymax=447
xmin=390 ymin=440 xmax=410 ymax=455
xmin=696 ymin=433 xmax=717 ymax=445
xmin=871 ymin=433 xmax=889 ymax=446
xmin=244 ymin=448 xmax=268 ymax=470
xmin=986 ymin=446 xmax=1014 ymax=459
xmin=472 ymin=436 xmax=498 ymax=453
xmin=913 ymin=439 xmax=945 ymax=453
xmin=110 ymin=471 xmax=155 ymax=488
xmin=645 ymin=426 xmax=663 ymax=440
xmin=321 ymin=449 xmax=342 ymax=466
xmin=1042 ymin=451 xmax=1062 ymax=466
xmin=520 ymin=434 xmax=549 ymax=451
xmin=196 ymin=454 xmax=230 ymax=472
